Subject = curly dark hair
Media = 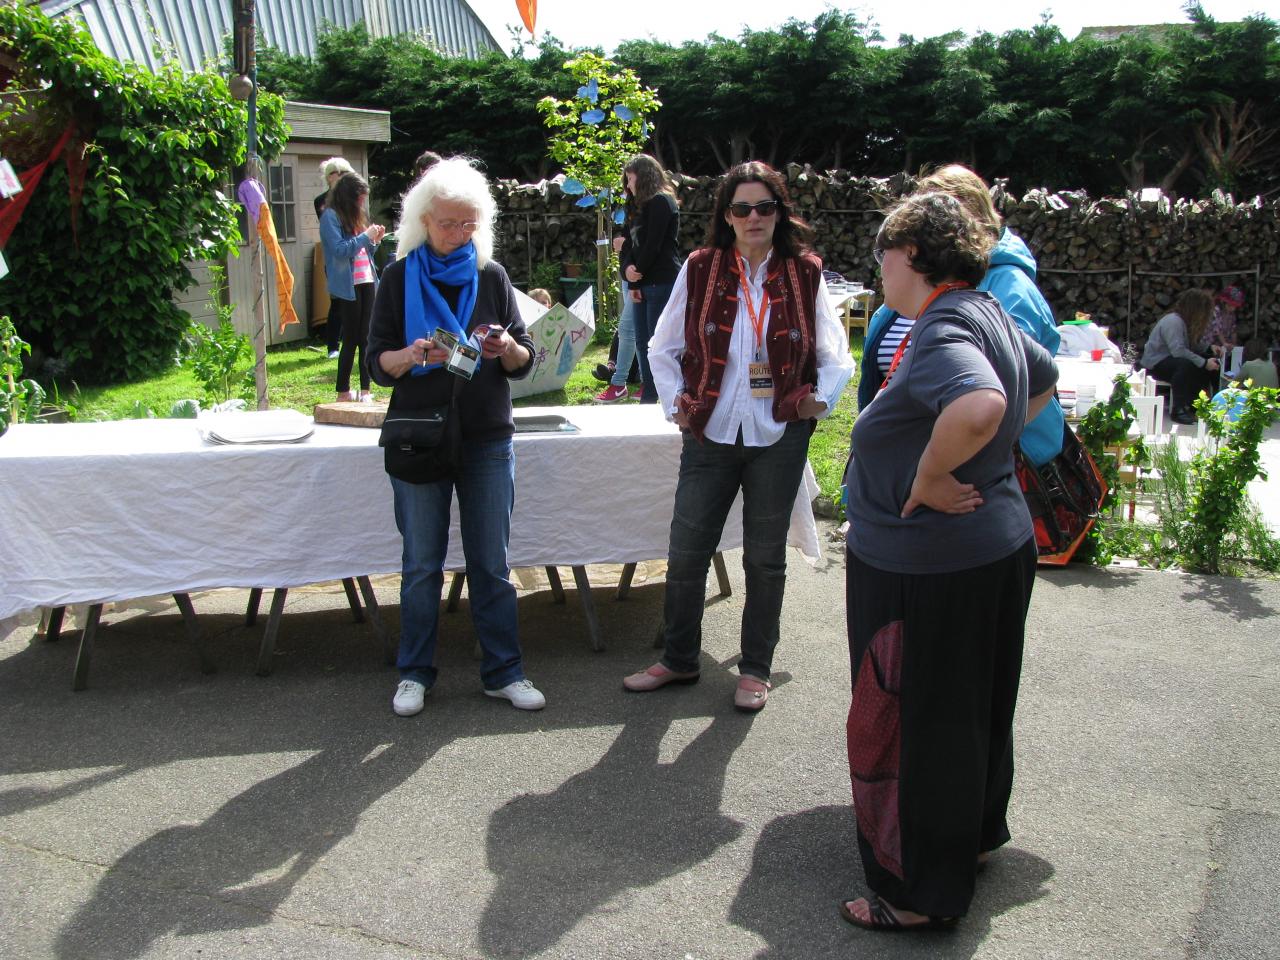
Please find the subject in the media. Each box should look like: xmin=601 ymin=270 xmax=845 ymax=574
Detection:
xmin=875 ymin=192 xmax=993 ymax=287
xmin=328 ymin=172 xmax=369 ymax=235
xmin=706 ymin=161 xmax=814 ymax=257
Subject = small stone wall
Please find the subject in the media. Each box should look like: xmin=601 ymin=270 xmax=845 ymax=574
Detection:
xmin=495 ymin=165 xmax=1280 ymax=348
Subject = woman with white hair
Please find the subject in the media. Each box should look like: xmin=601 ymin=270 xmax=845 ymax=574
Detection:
xmin=367 ymin=157 xmax=545 ymax=717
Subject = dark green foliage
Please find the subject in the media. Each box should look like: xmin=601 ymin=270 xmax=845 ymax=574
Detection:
xmin=0 ymin=4 xmax=289 ymax=384
xmin=255 ymin=10 xmax=1279 ymax=202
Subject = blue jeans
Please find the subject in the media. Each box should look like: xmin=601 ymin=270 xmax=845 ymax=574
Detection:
xmin=391 ymin=437 xmax=525 ymax=690
xmin=610 ymin=281 xmax=638 ymax=388
xmin=660 ymin=421 xmax=812 ymax=680
xmin=632 ymin=281 xmax=675 ymax=404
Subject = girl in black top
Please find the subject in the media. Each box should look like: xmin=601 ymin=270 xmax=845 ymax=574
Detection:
xmin=620 ymin=154 xmax=681 ymax=404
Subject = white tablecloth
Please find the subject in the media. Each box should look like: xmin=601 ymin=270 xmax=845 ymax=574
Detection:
xmin=1053 ymin=357 xmax=1149 ymax=397
xmin=0 ymin=406 xmax=821 ymax=626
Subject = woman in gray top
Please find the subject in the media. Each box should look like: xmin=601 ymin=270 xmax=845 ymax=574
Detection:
xmin=1140 ymin=288 xmax=1220 ymax=424
xmin=840 ymin=193 xmax=1058 ymax=933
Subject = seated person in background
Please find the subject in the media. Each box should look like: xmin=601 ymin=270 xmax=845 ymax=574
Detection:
xmin=527 ymin=287 xmax=553 ymax=308
xmin=1055 ymin=312 xmax=1123 ymax=361
xmin=1238 ymin=339 xmax=1279 ymax=389
xmin=1140 ymin=289 xmax=1220 ymax=425
xmin=1202 ymin=284 xmax=1244 ymax=354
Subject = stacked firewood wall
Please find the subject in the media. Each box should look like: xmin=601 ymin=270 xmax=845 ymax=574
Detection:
xmin=495 ymin=166 xmax=1280 ymax=347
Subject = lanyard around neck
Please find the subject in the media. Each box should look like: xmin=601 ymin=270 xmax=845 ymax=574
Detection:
xmin=735 ymin=252 xmax=770 ymax=358
xmin=878 ymin=281 xmax=969 ymax=393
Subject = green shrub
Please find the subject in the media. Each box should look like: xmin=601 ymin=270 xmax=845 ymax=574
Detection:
xmin=0 ymin=4 xmax=288 ymax=384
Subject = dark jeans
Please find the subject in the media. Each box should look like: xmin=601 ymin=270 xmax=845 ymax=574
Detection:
xmin=632 ymin=281 xmax=675 ymax=404
xmin=660 ymin=421 xmax=811 ymax=681
xmin=1149 ymin=355 xmax=1216 ymax=413
xmin=334 ymin=282 xmax=374 ymax=393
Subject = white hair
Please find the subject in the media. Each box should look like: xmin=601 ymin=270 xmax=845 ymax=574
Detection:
xmin=396 ymin=156 xmax=496 ymax=265
xmin=320 ymin=156 xmax=355 ymax=178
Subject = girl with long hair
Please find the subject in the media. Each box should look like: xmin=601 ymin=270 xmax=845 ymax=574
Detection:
xmin=320 ymin=172 xmax=384 ymax=401
xmin=1140 ymin=288 xmax=1220 ymax=424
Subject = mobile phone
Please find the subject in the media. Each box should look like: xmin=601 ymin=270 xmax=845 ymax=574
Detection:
xmin=485 ymin=324 xmax=504 ymax=338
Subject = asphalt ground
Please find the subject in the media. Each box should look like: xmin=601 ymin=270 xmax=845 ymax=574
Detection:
xmin=1 ymin=524 xmax=1278 ymax=960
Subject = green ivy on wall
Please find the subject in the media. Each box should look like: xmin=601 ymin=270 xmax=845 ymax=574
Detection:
xmin=0 ymin=4 xmax=289 ymax=384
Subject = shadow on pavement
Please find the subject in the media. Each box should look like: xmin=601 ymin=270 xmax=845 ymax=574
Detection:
xmin=478 ymin=702 xmax=753 ymax=958
xmin=729 ymin=805 xmax=1054 ymax=959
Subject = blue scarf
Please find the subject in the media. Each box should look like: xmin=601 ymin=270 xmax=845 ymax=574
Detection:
xmin=405 ymin=241 xmax=480 ymax=376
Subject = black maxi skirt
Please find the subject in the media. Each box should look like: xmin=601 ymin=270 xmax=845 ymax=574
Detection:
xmin=844 ymin=537 xmax=1037 ymax=918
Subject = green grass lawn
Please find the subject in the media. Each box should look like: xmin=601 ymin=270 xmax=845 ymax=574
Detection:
xmin=68 ymin=336 xmax=864 ymax=503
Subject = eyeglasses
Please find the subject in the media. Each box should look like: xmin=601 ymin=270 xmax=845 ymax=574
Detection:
xmin=873 ymin=247 xmax=887 ymax=265
xmin=435 ymin=219 xmax=479 ymax=235
xmin=728 ymin=200 xmax=779 ymax=219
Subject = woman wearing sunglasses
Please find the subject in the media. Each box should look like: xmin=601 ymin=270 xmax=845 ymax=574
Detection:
xmin=623 ymin=161 xmax=854 ymax=711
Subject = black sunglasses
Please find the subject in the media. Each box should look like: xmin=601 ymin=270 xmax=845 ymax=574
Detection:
xmin=728 ymin=200 xmax=779 ymax=219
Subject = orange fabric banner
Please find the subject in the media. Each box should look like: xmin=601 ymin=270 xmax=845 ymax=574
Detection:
xmin=255 ymin=203 xmax=300 ymax=332
xmin=515 ymin=0 xmax=536 ymax=33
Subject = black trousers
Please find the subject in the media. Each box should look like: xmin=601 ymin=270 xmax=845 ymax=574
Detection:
xmin=333 ymin=282 xmax=374 ymax=393
xmin=845 ymin=538 xmax=1037 ymax=917
xmin=1149 ymin=355 xmax=1216 ymax=413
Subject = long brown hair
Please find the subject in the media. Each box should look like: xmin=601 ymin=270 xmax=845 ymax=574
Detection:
xmin=1174 ymin=288 xmax=1214 ymax=343
xmin=624 ymin=154 xmax=674 ymax=207
xmin=328 ymin=172 xmax=369 ymax=235
xmin=705 ymin=161 xmax=813 ymax=257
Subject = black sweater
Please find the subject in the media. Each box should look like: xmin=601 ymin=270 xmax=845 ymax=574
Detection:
xmin=627 ymin=193 xmax=681 ymax=286
xmin=367 ymin=257 xmax=535 ymax=442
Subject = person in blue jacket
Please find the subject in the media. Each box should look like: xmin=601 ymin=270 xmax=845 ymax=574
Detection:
xmin=858 ymin=165 xmax=1065 ymax=467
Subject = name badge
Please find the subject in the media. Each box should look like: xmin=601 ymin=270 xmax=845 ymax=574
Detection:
xmin=748 ymin=361 xmax=774 ymax=398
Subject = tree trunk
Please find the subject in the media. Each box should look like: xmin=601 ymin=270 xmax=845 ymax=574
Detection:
xmin=706 ymin=136 xmax=729 ymax=172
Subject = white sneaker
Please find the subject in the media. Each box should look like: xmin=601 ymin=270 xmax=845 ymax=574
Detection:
xmin=328 ymin=349 xmax=340 ymax=359
xmin=393 ymin=679 xmax=426 ymax=716
xmin=484 ymin=678 xmax=546 ymax=711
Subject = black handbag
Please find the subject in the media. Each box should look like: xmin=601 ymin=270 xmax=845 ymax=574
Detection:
xmin=379 ymin=377 xmax=464 ymax=484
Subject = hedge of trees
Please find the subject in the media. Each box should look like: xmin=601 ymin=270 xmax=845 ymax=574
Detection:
xmin=256 ymin=6 xmax=1279 ymax=203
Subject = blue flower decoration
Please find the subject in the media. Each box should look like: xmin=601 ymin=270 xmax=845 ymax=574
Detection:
xmin=561 ymin=178 xmax=586 ymax=196
xmin=575 ymin=195 xmax=597 ymax=208
xmin=613 ymin=105 xmax=634 ymax=121
xmin=581 ymin=108 xmax=606 ymax=125
xmin=641 ymin=121 xmax=651 ymax=138
xmin=613 ymin=209 xmax=625 ymax=225
xmin=576 ymin=78 xmax=599 ymax=103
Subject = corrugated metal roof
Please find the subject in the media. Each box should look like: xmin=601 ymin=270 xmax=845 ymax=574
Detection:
xmin=38 ymin=0 xmax=502 ymax=74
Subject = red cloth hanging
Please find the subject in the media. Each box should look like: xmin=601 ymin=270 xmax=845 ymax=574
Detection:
xmin=0 ymin=123 xmax=80 ymax=249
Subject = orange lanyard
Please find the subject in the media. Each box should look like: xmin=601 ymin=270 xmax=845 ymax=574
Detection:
xmin=736 ymin=253 xmax=770 ymax=359
xmin=879 ymin=281 xmax=969 ymax=393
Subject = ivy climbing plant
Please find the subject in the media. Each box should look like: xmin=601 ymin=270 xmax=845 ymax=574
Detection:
xmin=537 ymin=53 xmax=660 ymax=324
xmin=0 ymin=3 xmax=288 ymax=384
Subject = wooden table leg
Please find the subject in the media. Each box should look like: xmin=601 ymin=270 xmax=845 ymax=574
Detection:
xmin=545 ymin=566 xmax=566 ymax=604
xmin=355 ymin=575 xmax=394 ymax=666
xmin=255 ymin=589 xmax=288 ymax=677
xmin=570 ymin=565 xmax=604 ymax=652
xmin=342 ymin=577 xmax=365 ymax=623
xmin=41 ymin=606 xmax=65 ymax=643
xmin=72 ymin=604 xmax=103 ymax=692
xmin=245 ymin=588 xmax=263 ymax=626
xmin=172 ymin=592 xmax=215 ymax=674
xmin=712 ymin=552 xmax=732 ymax=598
xmin=446 ymin=572 xmax=465 ymax=613
xmin=616 ymin=563 xmax=636 ymax=601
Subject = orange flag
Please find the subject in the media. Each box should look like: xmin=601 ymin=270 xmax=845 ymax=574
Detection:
xmin=515 ymin=0 xmax=536 ymax=33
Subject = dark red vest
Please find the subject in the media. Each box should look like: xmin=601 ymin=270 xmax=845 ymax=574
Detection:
xmin=676 ymin=246 xmax=823 ymax=441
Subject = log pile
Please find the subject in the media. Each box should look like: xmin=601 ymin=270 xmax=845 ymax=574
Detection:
xmin=494 ymin=168 xmax=1280 ymax=346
